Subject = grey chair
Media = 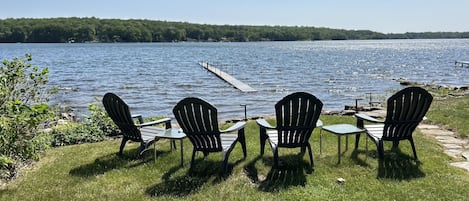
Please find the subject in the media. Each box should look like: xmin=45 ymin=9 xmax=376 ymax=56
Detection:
xmin=102 ymin=93 xmax=171 ymax=157
xmin=172 ymin=97 xmax=247 ymax=175
xmin=257 ymin=92 xmax=323 ymax=170
xmin=355 ymin=87 xmax=433 ymax=160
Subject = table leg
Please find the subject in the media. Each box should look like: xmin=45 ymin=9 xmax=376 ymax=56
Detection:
xmin=320 ymin=129 xmax=323 ymax=155
xmin=366 ymin=135 xmax=368 ymax=160
xmin=345 ymin=135 xmax=349 ymax=151
xmin=180 ymin=139 xmax=184 ymax=167
xmin=154 ymin=142 xmax=157 ymax=163
xmin=171 ymin=140 xmax=176 ymax=151
xmin=338 ymin=135 xmax=341 ymax=164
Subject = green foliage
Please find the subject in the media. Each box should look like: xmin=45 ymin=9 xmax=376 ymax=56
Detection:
xmin=49 ymin=122 xmax=106 ymax=146
xmin=0 ymin=154 xmax=15 ymax=180
xmin=48 ymin=97 xmax=171 ymax=147
xmin=0 ymin=155 xmax=15 ymax=170
xmin=0 ymin=154 xmax=14 ymax=168
xmin=0 ymin=54 xmax=52 ymax=105
xmin=49 ymin=99 xmax=119 ymax=147
xmin=0 ymin=54 xmax=55 ymax=161
xmin=1 ymin=17 xmax=465 ymax=43
xmin=0 ymin=54 xmax=55 ymax=180
xmin=85 ymin=99 xmax=120 ymax=137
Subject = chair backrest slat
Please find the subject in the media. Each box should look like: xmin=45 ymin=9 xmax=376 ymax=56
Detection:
xmin=275 ymin=92 xmax=323 ymax=147
xmin=383 ymin=87 xmax=433 ymax=140
xmin=173 ymin=97 xmax=222 ymax=152
xmin=102 ymin=93 xmax=142 ymax=141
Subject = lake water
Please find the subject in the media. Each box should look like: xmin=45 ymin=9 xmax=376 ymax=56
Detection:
xmin=1 ymin=39 xmax=468 ymax=119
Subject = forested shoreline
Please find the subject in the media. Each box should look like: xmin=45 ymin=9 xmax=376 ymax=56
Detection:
xmin=1 ymin=17 xmax=468 ymax=43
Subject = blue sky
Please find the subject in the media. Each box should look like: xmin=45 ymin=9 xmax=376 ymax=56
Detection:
xmin=2 ymin=0 xmax=469 ymax=33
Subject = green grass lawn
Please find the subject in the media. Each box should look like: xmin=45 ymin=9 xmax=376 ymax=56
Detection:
xmin=1 ymin=113 xmax=469 ymax=201
xmin=426 ymin=95 xmax=469 ymax=137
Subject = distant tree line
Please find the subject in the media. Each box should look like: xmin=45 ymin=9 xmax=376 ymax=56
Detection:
xmin=0 ymin=17 xmax=468 ymax=43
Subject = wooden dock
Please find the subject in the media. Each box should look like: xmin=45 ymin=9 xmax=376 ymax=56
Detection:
xmin=198 ymin=62 xmax=257 ymax=92
xmin=455 ymin=61 xmax=469 ymax=67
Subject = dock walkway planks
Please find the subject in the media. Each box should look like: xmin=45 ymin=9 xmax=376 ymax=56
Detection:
xmin=455 ymin=61 xmax=469 ymax=67
xmin=198 ymin=62 xmax=257 ymax=92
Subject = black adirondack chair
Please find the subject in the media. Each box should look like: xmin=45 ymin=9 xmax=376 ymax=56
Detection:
xmin=172 ymin=97 xmax=247 ymax=175
xmin=102 ymin=93 xmax=171 ymax=157
xmin=257 ymin=92 xmax=323 ymax=170
xmin=355 ymin=87 xmax=433 ymax=160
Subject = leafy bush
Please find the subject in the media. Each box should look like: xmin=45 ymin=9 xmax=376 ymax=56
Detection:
xmin=0 ymin=155 xmax=14 ymax=168
xmin=0 ymin=101 xmax=53 ymax=159
xmin=49 ymin=99 xmax=120 ymax=147
xmin=0 ymin=154 xmax=15 ymax=180
xmin=0 ymin=54 xmax=55 ymax=180
xmin=85 ymin=99 xmax=120 ymax=137
xmin=0 ymin=54 xmax=55 ymax=161
xmin=49 ymin=122 xmax=106 ymax=146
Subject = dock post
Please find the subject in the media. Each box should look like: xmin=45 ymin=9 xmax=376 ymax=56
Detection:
xmin=240 ymin=104 xmax=247 ymax=121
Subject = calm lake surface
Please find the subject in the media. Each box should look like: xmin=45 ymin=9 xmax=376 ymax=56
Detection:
xmin=1 ymin=39 xmax=469 ymax=119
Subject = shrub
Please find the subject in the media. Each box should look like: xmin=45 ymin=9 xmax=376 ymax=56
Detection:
xmin=0 ymin=154 xmax=15 ymax=180
xmin=49 ymin=99 xmax=120 ymax=147
xmin=85 ymin=99 xmax=120 ymax=137
xmin=0 ymin=54 xmax=55 ymax=161
xmin=49 ymin=122 xmax=106 ymax=146
xmin=0 ymin=54 xmax=55 ymax=180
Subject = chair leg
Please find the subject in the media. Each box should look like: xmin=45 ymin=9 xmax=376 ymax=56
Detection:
xmin=355 ymin=134 xmax=361 ymax=149
xmin=260 ymin=128 xmax=268 ymax=155
xmin=307 ymin=144 xmax=314 ymax=169
xmin=238 ymin=128 xmax=247 ymax=158
xmin=203 ymin=151 xmax=209 ymax=158
xmin=221 ymin=151 xmax=232 ymax=175
xmin=190 ymin=150 xmax=197 ymax=172
xmin=300 ymin=146 xmax=306 ymax=155
xmin=138 ymin=142 xmax=146 ymax=158
xmin=378 ymin=140 xmax=384 ymax=159
xmin=409 ymin=138 xmax=418 ymax=160
xmin=118 ymin=137 xmax=128 ymax=156
xmin=273 ymin=147 xmax=279 ymax=169
xmin=392 ymin=141 xmax=400 ymax=150
xmin=356 ymin=119 xmax=364 ymax=149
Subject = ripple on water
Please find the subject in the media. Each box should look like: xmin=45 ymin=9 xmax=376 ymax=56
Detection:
xmin=1 ymin=40 xmax=468 ymax=119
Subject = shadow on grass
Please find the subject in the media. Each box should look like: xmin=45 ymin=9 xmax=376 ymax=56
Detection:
xmin=350 ymin=149 xmax=372 ymax=167
xmin=244 ymin=154 xmax=310 ymax=192
xmin=377 ymin=149 xmax=425 ymax=180
xmin=69 ymin=147 xmax=171 ymax=178
xmin=146 ymin=159 xmax=225 ymax=198
xmin=350 ymin=147 xmax=425 ymax=180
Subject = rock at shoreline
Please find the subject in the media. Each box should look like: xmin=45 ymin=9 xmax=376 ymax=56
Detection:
xmin=395 ymin=78 xmax=469 ymax=92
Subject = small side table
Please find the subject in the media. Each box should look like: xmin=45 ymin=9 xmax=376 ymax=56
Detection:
xmin=320 ymin=124 xmax=365 ymax=164
xmin=154 ymin=128 xmax=186 ymax=167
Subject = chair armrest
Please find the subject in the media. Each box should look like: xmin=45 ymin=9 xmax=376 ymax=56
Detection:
xmin=220 ymin=121 xmax=246 ymax=133
xmin=316 ymin=119 xmax=323 ymax=127
xmin=132 ymin=114 xmax=144 ymax=124
xmin=137 ymin=117 xmax=171 ymax=129
xmin=354 ymin=113 xmax=384 ymax=123
xmin=256 ymin=118 xmax=275 ymax=129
